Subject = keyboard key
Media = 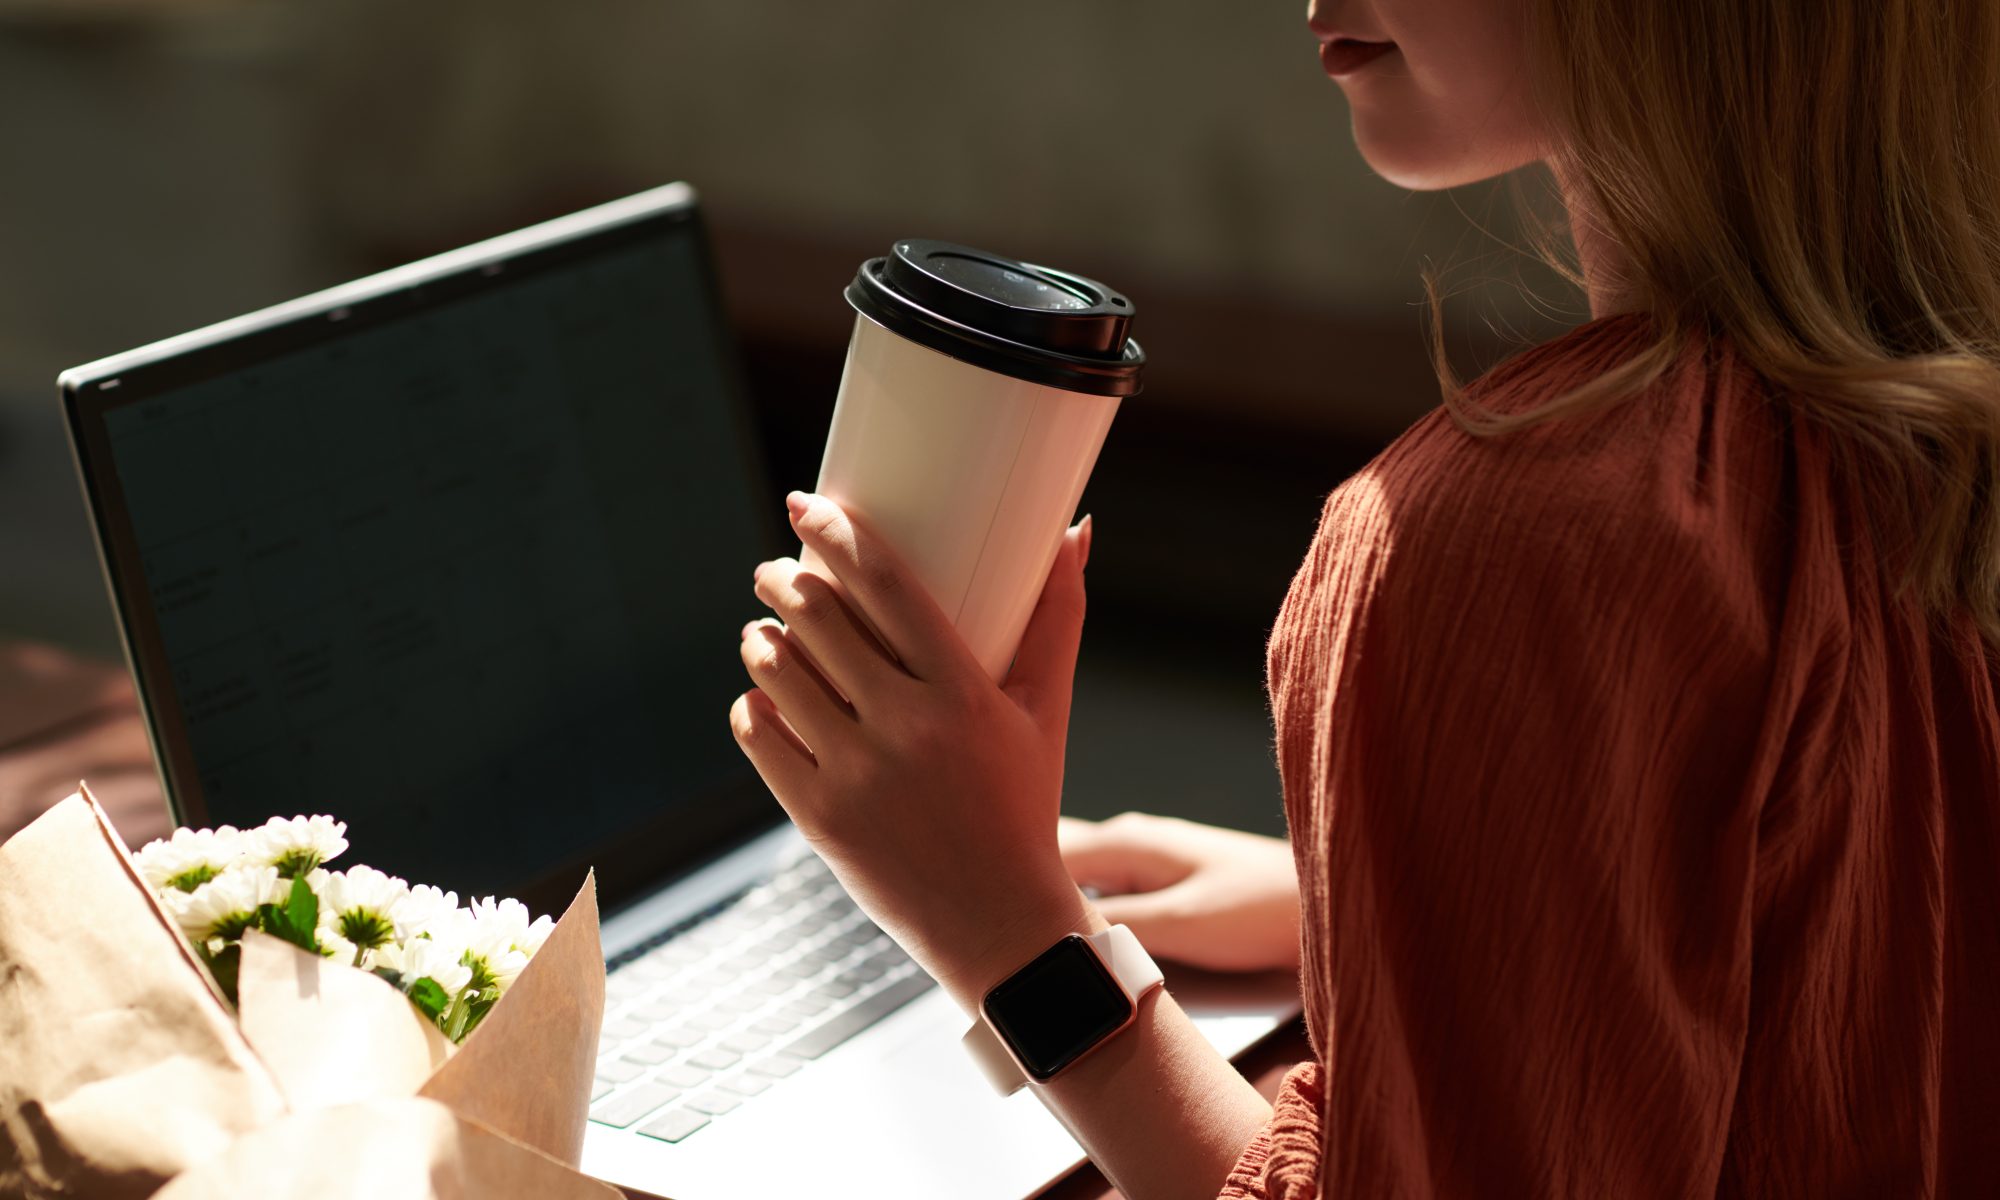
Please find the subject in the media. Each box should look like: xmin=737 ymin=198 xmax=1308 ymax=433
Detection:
xmin=783 ymin=972 xmax=937 ymax=1060
xmin=748 ymin=974 xmax=795 ymax=996
xmin=746 ymin=1052 xmax=805 ymax=1079
xmin=595 ymin=1058 xmax=645 ymax=1084
xmin=716 ymin=991 xmax=765 ymax=1014
xmin=818 ymin=979 xmax=857 ymax=999
xmin=688 ymin=1047 xmax=741 ymax=1071
xmin=803 ymin=942 xmax=848 ymax=965
xmin=590 ymin=1083 xmax=680 ymax=1128
xmin=837 ymin=962 xmax=884 ymax=986
xmin=637 ymin=1108 xmax=710 ymax=1144
xmin=659 ymin=1064 xmax=712 ymax=1089
xmin=600 ymin=1018 xmax=648 ymax=1042
xmin=687 ymin=1010 xmax=735 ymax=1032
xmin=591 ymin=1078 xmax=617 ymax=1101
xmin=621 ymin=1042 xmax=676 ymax=1066
xmin=719 ymin=1072 xmax=773 ymax=1097
xmin=752 ymin=1013 xmax=800 ymax=1036
xmin=653 ymin=1025 xmax=705 ymax=1049
xmin=778 ymin=958 xmax=822 ymax=979
xmin=629 ymin=1004 xmax=680 ymax=1024
xmin=837 ymin=924 xmax=879 ymax=946
xmin=720 ymin=1030 xmax=770 ymax=1055
xmin=686 ymin=1091 xmax=741 ymax=1116
xmin=783 ymin=994 xmax=832 ymax=1019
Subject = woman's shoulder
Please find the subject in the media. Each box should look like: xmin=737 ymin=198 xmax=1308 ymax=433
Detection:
xmin=1341 ymin=316 xmax=1785 ymax=558
xmin=1301 ymin=316 xmax=1793 ymax=659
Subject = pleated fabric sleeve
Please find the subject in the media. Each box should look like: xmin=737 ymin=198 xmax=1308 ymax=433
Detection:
xmin=1220 ymin=316 xmax=2000 ymax=1198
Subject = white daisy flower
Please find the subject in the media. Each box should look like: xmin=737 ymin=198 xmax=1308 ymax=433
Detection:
xmin=168 ymin=864 xmax=285 ymax=942
xmin=320 ymin=865 xmax=411 ymax=951
xmin=396 ymin=883 xmax=460 ymax=937
xmin=242 ymin=815 xmax=348 ymax=878
xmin=462 ymin=897 xmax=540 ymax=988
xmin=318 ymin=927 xmax=367 ymax=969
xmin=394 ymin=932 xmax=473 ymax=997
xmin=517 ymin=914 xmax=555 ymax=958
xmin=369 ymin=936 xmax=405 ymax=974
xmin=133 ymin=825 xmax=243 ymax=893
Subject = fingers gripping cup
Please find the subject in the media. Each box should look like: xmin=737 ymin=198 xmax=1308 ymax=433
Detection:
xmin=805 ymin=240 xmax=1143 ymax=683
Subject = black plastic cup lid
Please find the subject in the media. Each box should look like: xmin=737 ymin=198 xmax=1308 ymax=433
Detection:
xmin=845 ymin=239 xmax=1144 ymax=398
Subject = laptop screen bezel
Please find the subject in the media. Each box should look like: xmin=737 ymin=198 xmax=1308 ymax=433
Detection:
xmin=58 ymin=183 xmax=795 ymax=920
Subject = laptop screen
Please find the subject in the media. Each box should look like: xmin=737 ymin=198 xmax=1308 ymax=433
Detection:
xmin=63 ymin=189 xmax=788 ymax=913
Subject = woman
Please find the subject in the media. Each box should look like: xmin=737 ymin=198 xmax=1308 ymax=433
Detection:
xmin=729 ymin=0 xmax=2000 ymax=1194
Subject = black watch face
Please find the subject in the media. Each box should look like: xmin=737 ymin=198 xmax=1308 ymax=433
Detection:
xmin=984 ymin=934 xmax=1135 ymax=1081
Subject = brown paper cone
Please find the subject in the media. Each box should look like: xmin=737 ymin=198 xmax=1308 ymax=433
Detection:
xmin=148 ymin=1097 xmax=623 ymax=1200
xmin=237 ymin=931 xmax=455 ymax=1111
xmin=419 ymin=872 xmax=604 ymax=1168
xmin=0 ymin=788 xmax=288 ymax=1200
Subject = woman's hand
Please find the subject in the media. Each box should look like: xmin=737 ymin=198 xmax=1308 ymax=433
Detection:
xmin=729 ymin=493 xmax=1099 ymax=1009
xmin=1058 ymin=813 xmax=1301 ymax=973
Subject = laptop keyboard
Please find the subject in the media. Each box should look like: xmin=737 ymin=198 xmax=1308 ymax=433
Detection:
xmin=590 ymin=852 xmax=938 ymax=1144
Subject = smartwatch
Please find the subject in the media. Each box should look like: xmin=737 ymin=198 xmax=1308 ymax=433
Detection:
xmin=960 ymin=924 xmax=1164 ymax=1095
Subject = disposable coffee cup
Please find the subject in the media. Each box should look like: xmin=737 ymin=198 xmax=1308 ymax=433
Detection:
xmin=803 ymin=239 xmax=1144 ymax=683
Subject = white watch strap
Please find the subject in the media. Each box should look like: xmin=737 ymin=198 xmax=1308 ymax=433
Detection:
xmin=961 ymin=924 xmax=1164 ymax=1096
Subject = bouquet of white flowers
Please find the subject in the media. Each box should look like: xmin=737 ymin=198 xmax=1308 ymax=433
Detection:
xmin=135 ymin=815 xmax=554 ymax=1043
xmin=0 ymin=786 xmax=612 ymax=1200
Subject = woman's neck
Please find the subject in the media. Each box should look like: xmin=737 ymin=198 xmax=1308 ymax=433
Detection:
xmin=1551 ymin=159 xmax=1643 ymax=320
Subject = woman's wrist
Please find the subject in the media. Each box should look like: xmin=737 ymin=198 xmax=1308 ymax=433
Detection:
xmin=925 ymin=872 xmax=1109 ymax=1014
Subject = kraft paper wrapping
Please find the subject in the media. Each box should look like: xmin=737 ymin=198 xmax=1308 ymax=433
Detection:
xmin=418 ymin=877 xmax=604 ymax=1167
xmin=149 ymin=1098 xmax=621 ymax=1200
xmin=0 ymin=788 xmax=288 ymax=1199
xmin=0 ymin=787 xmax=613 ymax=1199
xmin=236 ymin=932 xmax=456 ymax=1111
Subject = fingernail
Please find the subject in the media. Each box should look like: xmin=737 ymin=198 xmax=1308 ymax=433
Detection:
xmin=785 ymin=492 xmax=810 ymax=519
xmin=1079 ymin=513 xmax=1093 ymax=569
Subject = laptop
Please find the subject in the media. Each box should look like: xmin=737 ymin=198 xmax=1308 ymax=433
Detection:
xmin=57 ymin=182 xmax=1302 ymax=1199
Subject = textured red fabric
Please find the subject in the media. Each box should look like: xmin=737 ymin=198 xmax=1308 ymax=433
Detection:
xmin=1222 ymin=316 xmax=2000 ymax=1198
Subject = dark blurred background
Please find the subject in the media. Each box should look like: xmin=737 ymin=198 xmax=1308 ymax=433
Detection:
xmin=0 ymin=0 xmax=1580 ymax=841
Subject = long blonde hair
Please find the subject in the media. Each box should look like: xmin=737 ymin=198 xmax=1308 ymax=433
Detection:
xmin=1435 ymin=0 xmax=2000 ymax=651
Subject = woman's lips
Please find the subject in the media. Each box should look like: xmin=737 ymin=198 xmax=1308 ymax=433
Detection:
xmin=1319 ymin=38 xmax=1396 ymax=77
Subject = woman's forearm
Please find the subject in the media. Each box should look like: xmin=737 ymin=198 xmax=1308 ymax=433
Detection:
xmin=933 ymin=890 xmax=1275 ymax=1200
xmin=1037 ymin=985 xmax=1275 ymax=1199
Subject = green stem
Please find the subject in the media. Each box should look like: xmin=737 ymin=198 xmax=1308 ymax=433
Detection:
xmin=444 ymin=989 xmax=478 ymax=1042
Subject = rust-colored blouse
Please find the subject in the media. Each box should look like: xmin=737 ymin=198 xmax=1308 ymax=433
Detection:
xmin=1222 ymin=316 xmax=2000 ymax=1197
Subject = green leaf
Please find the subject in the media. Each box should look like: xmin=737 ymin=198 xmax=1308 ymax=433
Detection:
xmin=255 ymin=902 xmax=286 ymax=938
xmin=406 ymin=977 xmax=450 ymax=1022
xmin=285 ymin=875 xmax=319 ymax=949
xmin=461 ymin=989 xmax=501 ymax=1039
xmin=202 ymin=941 xmax=242 ymax=1006
xmin=251 ymin=877 xmax=323 ymax=956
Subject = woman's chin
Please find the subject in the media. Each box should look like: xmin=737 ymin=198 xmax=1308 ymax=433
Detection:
xmin=1348 ymin=110 xmax=1539 ymax=191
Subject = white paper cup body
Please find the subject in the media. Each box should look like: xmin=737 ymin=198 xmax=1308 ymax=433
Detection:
xmin=804 ymin=313 xmax=1121 ymax=683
